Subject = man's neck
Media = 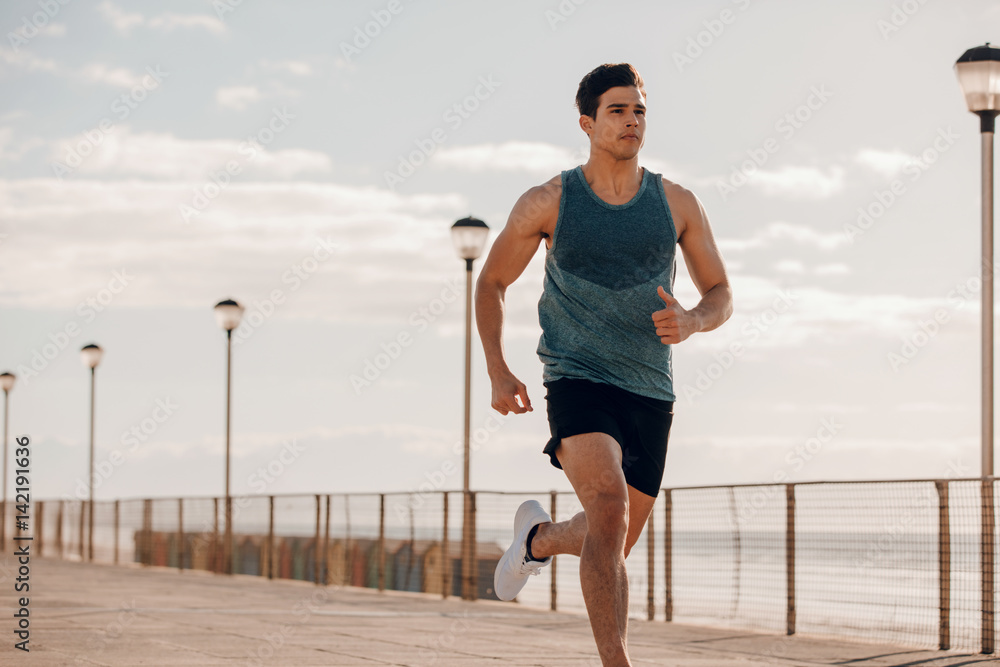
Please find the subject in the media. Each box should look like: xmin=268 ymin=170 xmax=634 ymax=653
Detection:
xmin=580 ymin=155 xmax=643 ymax=196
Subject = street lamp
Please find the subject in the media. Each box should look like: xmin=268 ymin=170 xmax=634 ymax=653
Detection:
xmin=450 ymin=215 xmax=490 ymax=600
xmin=955 ymin=41 xmax=1000 ymax=655
xmin=214 ymin=298 xmax=244 ymax=575
xmin=80 ymin=344 xmax=103 ymax=562
xmin=0 ymin=371 xmax=15 ymax=554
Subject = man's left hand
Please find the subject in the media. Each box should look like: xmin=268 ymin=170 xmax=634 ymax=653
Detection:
xmin=652 ymin=285 xmax=697 ymax=345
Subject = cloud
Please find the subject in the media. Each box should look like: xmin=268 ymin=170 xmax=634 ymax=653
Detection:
xmin=747 ymin=165 xmax=845 ymax=199
xmin=0 ymin=176 xmax=468 ymax=318
xmin=773 ymin=259 xmax=805 ymax=274
xmin=98 ymin=1 xmax=226 ymax=35
xmin=814 ymin=263 xmax=851 ymax=276
xmin=49 ymin=126 xmax=332 ymax=180
xmin=258 ymin=59 xmax=313 ymax=77
xmin=855 ymin=148 xmax=913 ymax=178
xmin=79 ymin=62 xmax=145 ymax=88
xmin=0 ymin=127 xmax=44 ymax=162
xmin=432 ymin=141 xmax=577 ymax=175
xmin=0 ymin=47 xmax=57 ymax=74
xmin=216 ymin=85 xmax=262 ymax=111
xmin=97 ymin=1 xmax=144 ymax=32
xmin=719 ymin=221 xmax=849 ymax=252
xmin=430 ymin=141 xmax=687 ymax=183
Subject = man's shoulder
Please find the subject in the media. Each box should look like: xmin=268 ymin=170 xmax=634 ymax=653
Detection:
xmin=513 ymin=173 xmax=564 ymax=220
xmin=659 ymin=175 xmax=696 ymax=206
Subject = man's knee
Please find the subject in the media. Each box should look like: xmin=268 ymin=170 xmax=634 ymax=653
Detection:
xmin=584 ymin=492 xmax=628 ymax=543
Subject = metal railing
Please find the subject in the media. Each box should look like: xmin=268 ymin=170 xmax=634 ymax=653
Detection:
xmin=6 ymin=477 xmax=997 ymax=654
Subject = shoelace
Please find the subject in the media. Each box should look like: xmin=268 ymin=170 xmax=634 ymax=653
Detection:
xmin=516 ymin=556 xmax=546 ymax=577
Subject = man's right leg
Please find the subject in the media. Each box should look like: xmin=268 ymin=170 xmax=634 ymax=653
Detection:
xmin=535 ymin=431 xmax=632 ymax=667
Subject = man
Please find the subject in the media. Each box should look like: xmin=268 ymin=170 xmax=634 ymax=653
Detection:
xmin=474 ymin=63 xmax=732 ymax=667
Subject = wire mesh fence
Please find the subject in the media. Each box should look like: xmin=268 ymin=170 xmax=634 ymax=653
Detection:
xmin=6 ymin=477 xmax=997 ymax=654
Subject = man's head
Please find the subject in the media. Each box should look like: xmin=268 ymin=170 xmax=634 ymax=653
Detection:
xmin=576 ymin=63 xmax=647 ymax=160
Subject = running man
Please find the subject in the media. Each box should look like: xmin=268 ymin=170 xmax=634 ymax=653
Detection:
xmin=474 ymin=63 xmax=733 ymax=666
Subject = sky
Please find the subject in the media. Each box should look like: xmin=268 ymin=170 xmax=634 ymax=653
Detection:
xmin=0 ymin=0 xmax=997 ymax=504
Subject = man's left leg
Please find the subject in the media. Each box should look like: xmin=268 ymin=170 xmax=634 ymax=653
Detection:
xmin=528 ymin=483 xmax=657 ymax=560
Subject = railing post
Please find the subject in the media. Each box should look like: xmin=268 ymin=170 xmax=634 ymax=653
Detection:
xmin=935 ymin=480 xmax=951 ymax=650
xmin=785 ymin=484 xmax=796 ymax=636
xmin=323 ymin=495 xmax=331 ymax=585
xmin=267 ymin=495 xmax=275 ymax=580
xmin=314 ymin=494 xmax=322 ymax=584
xmin=442 ymin=491 xmax=449 ymax=599
xmin=469 ymin=491 xmax=477 ymax=601
xmin=212 ymin=497 xmax=219 ymax=574
xmin=56 ymin=500 xmax=63 ymax=558
xmin=142 ymin=498 xmax=152 ymax=566
xmin=550 ymin=491 xmax=557 ymax=612
xmin=36 ymin=501 xmax=43 ymax=557
xmin=647 ymin=496 xmax=656 ymax=621
xmin=78 ymin=500 xmax=84 ymax=560
xmin=113 ymin=500 xmax=119 ymax=565
xmin=178 ymin=498 xmax=184 ymax=572
xmin=378 ymin=493 xmax=385 ymax=592
xmin=664 ymin=489 xmax=672 ymax=622
xmin=983 ymin=478 xmax=996 ymax=654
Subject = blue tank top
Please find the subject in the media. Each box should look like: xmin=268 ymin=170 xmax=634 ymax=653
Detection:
xmin=536 ymin=165 xmax=678 ymax=401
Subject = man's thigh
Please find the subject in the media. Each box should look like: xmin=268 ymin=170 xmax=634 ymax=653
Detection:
xmin=553 ymin=431 xmax=629 ymax=510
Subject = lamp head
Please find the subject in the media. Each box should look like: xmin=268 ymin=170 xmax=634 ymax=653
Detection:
xmin=80 ymin=344 xmax=103 ymax=369
xmin=450 ymin=216 xmax=490 ymax=261
xmin=213 ymin=298 xmax=245 ymax=332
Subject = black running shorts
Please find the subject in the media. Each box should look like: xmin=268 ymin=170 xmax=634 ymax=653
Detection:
xmin=542 ymin=377 xmax=674 ymax=498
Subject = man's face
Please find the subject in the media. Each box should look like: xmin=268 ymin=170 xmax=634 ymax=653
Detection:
xmin=583 ymin=85 xmax=646 ymax=160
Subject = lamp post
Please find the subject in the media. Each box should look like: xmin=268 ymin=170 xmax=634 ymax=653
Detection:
xmin=955 ymin=41 xmax=1000 ymax=655
xmin=450 ymin=216 xmax=490 ymax=600
xmin=0 ymin=372 xmax=15 ymax=554
xmin=80 ymin=344 xmax=103 ymax=562
xmin=214 ymin=298 xmax=244 ymax=575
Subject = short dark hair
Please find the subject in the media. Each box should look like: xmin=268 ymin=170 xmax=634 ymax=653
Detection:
xmin=575 ymin=63 xmax=646 ymax=119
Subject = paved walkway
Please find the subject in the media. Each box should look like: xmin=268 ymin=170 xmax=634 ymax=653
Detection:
xmin=1 ymin=557 xmax=995 ymax=666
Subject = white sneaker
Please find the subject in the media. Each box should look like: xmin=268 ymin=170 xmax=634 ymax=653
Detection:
xmin=493 ymin=500 xmax=553 ymax=601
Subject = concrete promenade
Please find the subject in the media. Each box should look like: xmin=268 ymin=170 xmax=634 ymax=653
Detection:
xmin=1 ymin=557 xmax=995 ymax=666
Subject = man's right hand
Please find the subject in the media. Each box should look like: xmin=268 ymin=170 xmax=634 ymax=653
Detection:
xmin=490 ymin=369 xmax=533 ymax=415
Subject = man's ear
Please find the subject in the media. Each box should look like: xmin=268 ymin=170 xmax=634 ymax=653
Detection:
xmin=579 ymin=114 xmax=593 ymax=136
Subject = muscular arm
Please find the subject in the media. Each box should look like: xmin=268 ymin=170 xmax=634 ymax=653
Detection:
xmin=475 ymin=178 xmax=559 ymax=413
xmin=653 ymin=183 xmax=733 ymax=343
